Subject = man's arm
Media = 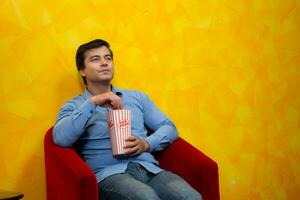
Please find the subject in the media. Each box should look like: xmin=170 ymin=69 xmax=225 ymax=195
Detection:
xmin=53 ymin=92 xmax=123 ymax=147
xmin=141 ymin=92 xmax=178 ymax=152
xmin=53 ymin=100 xmax=96 ymax=147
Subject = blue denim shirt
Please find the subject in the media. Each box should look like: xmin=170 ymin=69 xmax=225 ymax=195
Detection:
xmin=53 ymin=86 xmax=178 ymax=182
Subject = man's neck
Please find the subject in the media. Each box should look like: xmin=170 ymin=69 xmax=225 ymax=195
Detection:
xmin=86 ymin=82 xmax=112 ymax=95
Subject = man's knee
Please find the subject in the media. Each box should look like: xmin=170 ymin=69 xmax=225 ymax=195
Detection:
xmin=182 ymin=190 xmax=203 ymax=200
xmin=169 ymin=185 xmax=202 ymax=200
xmin=129 ymin=185 xmax=160 ymax=200
xmin=149 ymin=171 xmax=203 ymax=200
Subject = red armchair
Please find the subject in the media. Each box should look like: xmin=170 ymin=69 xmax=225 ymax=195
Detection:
xmin=44 ymin=127 xmax=220 ymax=200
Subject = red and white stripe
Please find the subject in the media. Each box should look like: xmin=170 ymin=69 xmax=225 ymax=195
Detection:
xmin=107 ymin=109 xmax=131 ymax=155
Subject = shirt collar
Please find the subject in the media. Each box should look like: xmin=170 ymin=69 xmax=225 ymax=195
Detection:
xmin=82 ymin=85 xmax=123 ymax=100
xmin=111 ymin=85 xmax=123 ymax=96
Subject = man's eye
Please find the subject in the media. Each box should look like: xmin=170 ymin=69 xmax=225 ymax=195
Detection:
xmin=91 ymin=58 xmax=99 ymax=62
xmin=106 ymin=56 xmax=112 ymax=61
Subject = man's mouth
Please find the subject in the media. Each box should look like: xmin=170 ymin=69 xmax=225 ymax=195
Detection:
xmin=98 ymin=69 xmax=110 ymax=73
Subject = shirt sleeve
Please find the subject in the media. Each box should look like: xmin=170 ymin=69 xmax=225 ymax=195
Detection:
xmin=53 ymin=99 xmax=97 ymax=147
xmin=140 ymin=92 xmax=178 ymax=152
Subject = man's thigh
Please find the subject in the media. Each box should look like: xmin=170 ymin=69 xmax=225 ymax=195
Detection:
xmin=148 ymin=171 xmax=203 ymax=200
xmin=98 ymin=173 xmax=160 ymax=200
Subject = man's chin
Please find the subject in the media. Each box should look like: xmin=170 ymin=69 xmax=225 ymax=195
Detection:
xmin=99 ymin=77 xmax=113 ymax=84
xmin=88 ymin=75 xmax=114 ymax=85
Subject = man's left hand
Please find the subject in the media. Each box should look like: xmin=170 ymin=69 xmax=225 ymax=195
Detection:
xmin=124 ymin=136 xmax=149 ymax=156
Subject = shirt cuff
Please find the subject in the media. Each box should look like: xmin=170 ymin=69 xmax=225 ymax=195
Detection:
xmin=144 ymin=135 xmax=160 ymax=152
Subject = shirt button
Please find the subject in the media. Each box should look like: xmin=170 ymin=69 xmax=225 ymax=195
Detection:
xmin=90 ymin=110 xmax=93 ymax=113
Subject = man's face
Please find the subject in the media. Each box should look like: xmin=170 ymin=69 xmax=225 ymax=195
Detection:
xmin=80 ymin=46 xmax=114 ymax=85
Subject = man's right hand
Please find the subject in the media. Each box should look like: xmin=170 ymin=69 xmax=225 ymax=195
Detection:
xmin=89 ymin=92 xmax=123 ymax=109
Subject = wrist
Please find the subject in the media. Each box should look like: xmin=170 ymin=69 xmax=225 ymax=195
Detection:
xmin=89 ymin=96 xmax=97 ymax=104
xmin=142 ymin=139 xmax=150 ymax=152
xmin=90 ymin=94 xmax=106 ymax=105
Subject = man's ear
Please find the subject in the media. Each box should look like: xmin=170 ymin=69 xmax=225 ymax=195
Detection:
xmin=79 ymin=69 xmax=86 ymax=77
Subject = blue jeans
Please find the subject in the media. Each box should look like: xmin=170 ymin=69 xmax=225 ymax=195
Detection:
xmin=98 ymin=162 xmax=202 ymax=200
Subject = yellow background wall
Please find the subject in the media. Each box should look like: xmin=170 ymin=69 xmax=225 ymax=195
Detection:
xmin=0 ymin=0 xmax=299 ymax=199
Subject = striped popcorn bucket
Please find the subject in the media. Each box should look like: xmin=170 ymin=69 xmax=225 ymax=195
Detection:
xmin=107 ymin=109 xmax=131 ymax=156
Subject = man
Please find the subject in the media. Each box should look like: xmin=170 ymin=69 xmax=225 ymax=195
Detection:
xmin=53 ymin=39 xmax=202 ymax=200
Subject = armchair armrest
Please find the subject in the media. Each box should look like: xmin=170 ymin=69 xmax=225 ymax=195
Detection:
xmin=155 ymin=137 xmax=220 ymax=200
xmin=44 ymin=127 xmax=98 ymax=200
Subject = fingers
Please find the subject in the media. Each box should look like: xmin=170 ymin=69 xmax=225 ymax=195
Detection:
xmin=90 ymin=92 xmax=123 ymax=109
xmin=109 ymin=92 xmax=123 ymax=109
xmin=124 ymin=136 xmax=138 ymax=148
xmin=124 ymin=145 xmax=141 ymax=156
xmin=125 ymin=136 xmax=136 ymax=142
xmin=111 ymin=99 xmax=123 ymax=109
xmin=124 ymin=136 xmax=144 ymax=155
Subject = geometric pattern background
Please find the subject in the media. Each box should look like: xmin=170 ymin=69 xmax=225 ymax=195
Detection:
xmin=0 ymin=0 xmax=299 ymax=199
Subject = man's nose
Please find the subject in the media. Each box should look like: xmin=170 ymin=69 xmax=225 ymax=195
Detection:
xmin=100 ymin=57 xmax=108 ymax=66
